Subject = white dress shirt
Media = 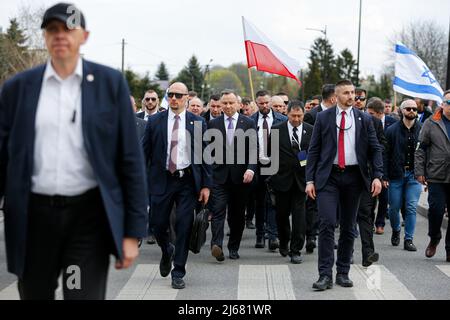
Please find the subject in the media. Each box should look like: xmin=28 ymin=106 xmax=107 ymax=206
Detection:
xmin=287 ymin=122 xmax=303 ymax=148
xmin=166 ymin=108 xmax=190 ymax=170
xmin=320 ymin=103 xmax=329 ymax=111
xmin=32 ymin=58 xmax=98 ymax=196
xmin=257 ymin=111 xmax=274 ymax=160
xmin=333 ymin=106 xmax=358 ymax=166
xmin=381 ymin=114 xmax=386 ymax=129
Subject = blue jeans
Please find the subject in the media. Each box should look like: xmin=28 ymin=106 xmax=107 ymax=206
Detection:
xmin=388 ymin=171 xmax=422 ymax=240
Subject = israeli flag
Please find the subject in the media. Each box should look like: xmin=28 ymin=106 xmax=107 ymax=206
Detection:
xmin=160 ymin=88 xmax=169 ymax=110
xmin=394 ymin=42 xmax=444 ymax=104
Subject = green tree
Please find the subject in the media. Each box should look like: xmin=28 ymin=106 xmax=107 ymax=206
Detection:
xmin=209 ymin=68 xmax=246 ymax=96
xmin=303 ymin=37 xmax=339 ymax=100
xmin=174 ymin=55 xmax=204 ymax=93
xmin=155 ymin=62 xmax=169 ymax=81
xmin=336 ymin=49 xmax=358 ymax=83
xmin=125 ymin=70 xmax=162 ymax=108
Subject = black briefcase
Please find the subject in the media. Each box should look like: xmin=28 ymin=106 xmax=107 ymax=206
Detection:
xmin=189 ymin=206 xmax=210 ymax=254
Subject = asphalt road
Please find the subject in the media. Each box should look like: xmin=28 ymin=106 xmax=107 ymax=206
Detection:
xmin=0 ymin=197 xmax=449 ymax=300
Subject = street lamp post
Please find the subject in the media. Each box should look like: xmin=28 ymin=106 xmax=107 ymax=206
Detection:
xmin=356 ymin=0 xmax=363 ymax=87
xmin=306 ymin=26 xmax=327 ymax=40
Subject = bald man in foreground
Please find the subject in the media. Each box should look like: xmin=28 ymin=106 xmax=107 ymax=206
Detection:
xmin=142 ymin=82 xmax=212 ymax=289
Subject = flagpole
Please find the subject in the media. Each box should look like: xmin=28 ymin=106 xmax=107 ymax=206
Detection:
xmin=248 ymin=67 xmax=255 ymax=102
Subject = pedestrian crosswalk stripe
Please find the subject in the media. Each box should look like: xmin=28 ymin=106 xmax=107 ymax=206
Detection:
xmin=0 ymin=282 xmax=19 ymax=300
xmin=349 ymin=265 xmax=416 ymax=300
xmin=238 ymin=265 xmax=296 ymax=300
xmin=436 ymin=265 xmax=450 ymax=278
xmin=115 ymin=264 xmax=178 ymax=300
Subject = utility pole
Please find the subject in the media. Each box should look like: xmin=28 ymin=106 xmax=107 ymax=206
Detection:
xmin=121 ymin=39 xmax=125 ymax=74
xmin=446 ymin=19 xmax=450 ymax=90
xmin=356 ymin=0 xmax=363 ymax=87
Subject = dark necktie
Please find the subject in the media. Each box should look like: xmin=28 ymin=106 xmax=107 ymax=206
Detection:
xmin=292 ymin=126 xmax=300 ymax=152
xmin=262 ymin=114 xmax=269 ymax=157
xmin=338 ymin=111 xmax=346 ymax=169
xmin=168 ymin=115 xmax=180 ymax=173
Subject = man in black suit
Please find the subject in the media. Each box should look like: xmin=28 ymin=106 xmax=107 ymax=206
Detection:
xmin=306 ymin=79 xmax=383 ymax=291
xmin=202 ymin=94 xmax=222 ymax=122
xmin=303 ymin=84 xmax=336 ymax=254
xmin=366 ymin=98 xmax=398 ymax=235
xmin=354 ymin=97 xmax=388 ymax=267
xmin=268 ymin=100 xmax=313 ymax=263
xmin=251 ymin=90 xmax=287 ymax=250
xmin=136 ymin=89 xmax=159 ymax=121
xmin=303 ymin=84 xmax=336 ymax=126
xmin=208 ymin=89 xmax=258 ymax=261
xmin=142 ymin=82 xmax=212 ymax=289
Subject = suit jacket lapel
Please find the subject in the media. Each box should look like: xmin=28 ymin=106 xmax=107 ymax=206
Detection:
xmin=24 ymin=65 xmax=46 ymax=168
xmin=354 ymin=108 xmax=362 ymax=148
xmin=329 ymin=107 xmax=337 ymax=147
xmin=161 ymin=111 xmax=168 ymax=153
xmin=81 ymin=60 xmax=95 ymax=155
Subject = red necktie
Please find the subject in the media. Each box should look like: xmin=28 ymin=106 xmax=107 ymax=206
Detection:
xmin=338 ymin=111 xmax=346 ymax=169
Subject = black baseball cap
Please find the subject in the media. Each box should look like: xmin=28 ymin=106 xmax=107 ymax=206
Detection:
xmin=41 ymin=3 xmax=86 ymax=29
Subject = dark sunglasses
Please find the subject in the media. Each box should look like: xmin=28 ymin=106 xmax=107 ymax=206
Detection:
xmin=404 ymin=107 xmax=418 ymax=112
xmin=444 ymin=100 xmax=450 ymax=105
xmin=145 ymin=97 xmax=157 ymax=102
xmin=167 ymin=92 xmax=187 ymax=99
xmin=355 ymin=96 xmax=366 ymax=101
xmin=283 ymin=100 xmax=289 ymax=105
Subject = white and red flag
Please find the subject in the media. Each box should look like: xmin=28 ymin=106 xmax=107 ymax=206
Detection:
xmin=242 ymin=16 xmax=302 ymax=85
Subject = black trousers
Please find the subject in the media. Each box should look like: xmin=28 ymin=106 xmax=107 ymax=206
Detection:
xmin=275 ymin=183 xmax=306 ymax=254
xmin=374 ymin=187 xmax=388 ymax=227
xmin=151 ymin=173 xmax=196 ymax=279
xmin=316 ymin=167 xmax=363 ymax=278
xmin=18 ymin=188 xmax=114 ymax=300
xmin=427 ymin=183 xmax=450 ymax=252
xmin=210 ymin=178 xmax=250 ymax=252
xmin=357 ymin=188 xmax=376 ymax=262
xmin=306 ymin=198 xmax=319 ymax=240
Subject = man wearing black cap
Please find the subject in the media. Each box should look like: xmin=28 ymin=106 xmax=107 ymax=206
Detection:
xmin=0 ymin=3 xmax=148 ymax=299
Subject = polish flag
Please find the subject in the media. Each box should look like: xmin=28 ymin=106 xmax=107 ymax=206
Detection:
xmin=242 ymin=17 xmax=302 ymax=85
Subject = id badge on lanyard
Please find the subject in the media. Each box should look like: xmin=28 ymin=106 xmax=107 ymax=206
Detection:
xmin=297 ymin=150 xmax=307 ymax=167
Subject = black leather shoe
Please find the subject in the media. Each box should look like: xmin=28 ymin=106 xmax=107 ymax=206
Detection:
xmin=291 ymin=254 xmax=303 ymax=264
xmin=404 ymin=239 xmax=417 ymax=251
xmin=306 ymin=238 xmax=316 ymax=253
xmin=246 ymin=220 xmax=256 ymax=229
xmin=425 ymin=240 xmax=439 ymax=258
xmin=255 ymin=237 xmax=265 ymax=248
xmin=211 ymin=244 xmax=225 ymax=262
xmin=391 ymin=230 xmax=401 ymax=246
xmin=362 ymin=252 xmax=379 ymax=267
xmin=171 ymin=277 xmax=185 ymax=289
xmin=146 ymin=235 xmax=156 ymax=245
xmin=269 ymin=238 xmax=279 ymax=251
xmin=312 ymin=276 xmax=333 ymax=291
xmin=279 ymin=247 xmax=289 ymax=257
xmin=229 ymin=250 xmax=240 ymax=260
xmin=336 ymin=274 xmax=353 ymax=287
xmin=160 ymin=244 xmax=174 ymax=277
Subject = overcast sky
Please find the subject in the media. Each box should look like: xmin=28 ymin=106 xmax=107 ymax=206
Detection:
xmin=1 ymin=0 xmax=449 ymax=79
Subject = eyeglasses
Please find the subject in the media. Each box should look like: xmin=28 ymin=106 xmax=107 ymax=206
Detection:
xmin=404 ymin=107 xmax=418 ymax=112
xmin=444 ymin=100 xmax=450 ymax=105
xmin=167 ymin=92 xmax=187 ymax=99
xmin=145 ymin=97 xmax=157 ymax=102
xmin=355 ymin=96 xmax=366 ymax=101
xmin=283 ymin=100 xmax=289 ymax=105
